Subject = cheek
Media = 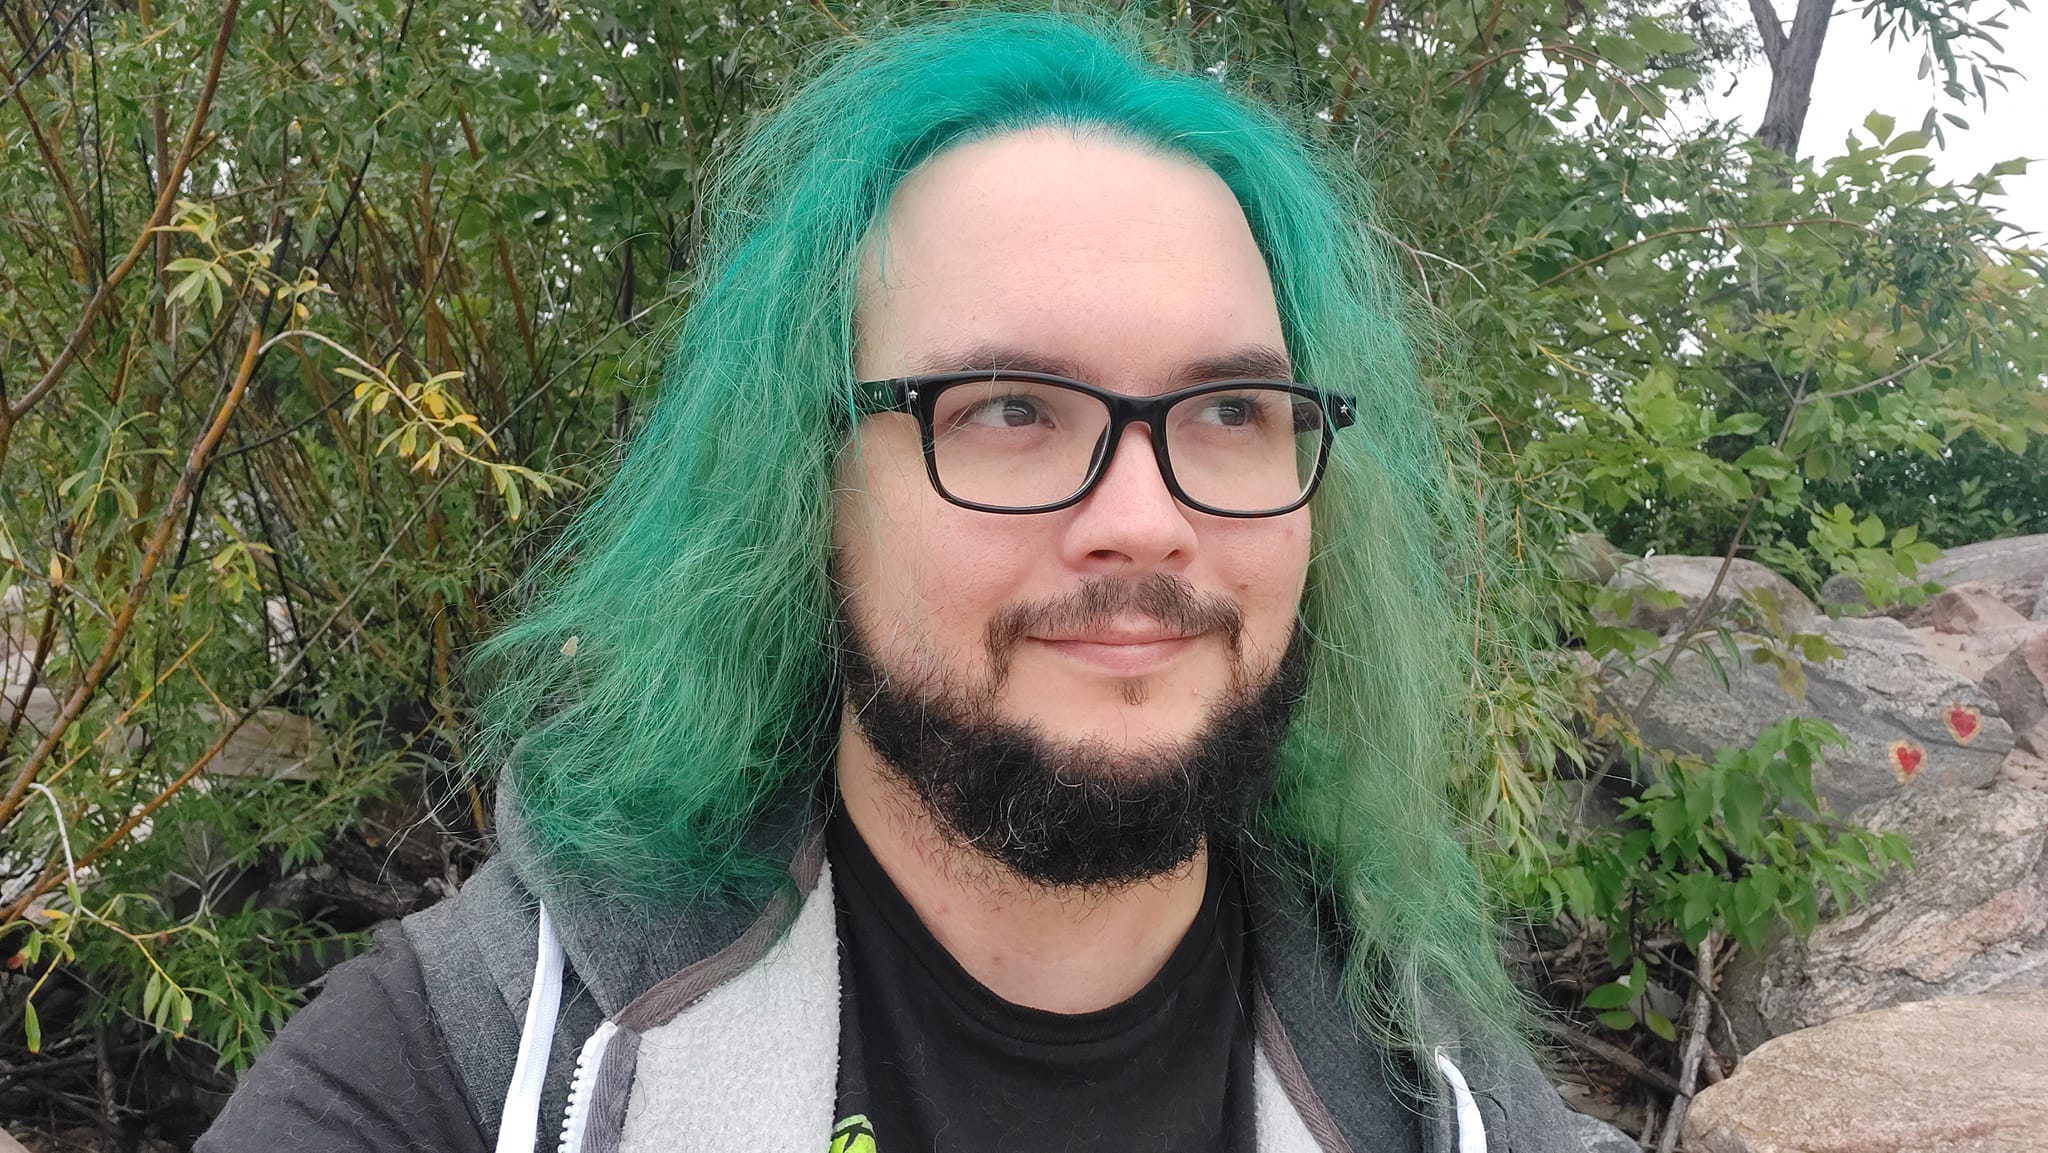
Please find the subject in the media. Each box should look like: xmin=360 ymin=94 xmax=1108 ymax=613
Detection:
xmin=1212 ymin=516 xmax=1311 ymax=648
xmin=833 ymin=432 xmax=1035 ymax=661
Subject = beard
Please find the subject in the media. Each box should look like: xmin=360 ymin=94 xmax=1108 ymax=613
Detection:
xmin=834 ymin=573 xmax=1310 ymax=889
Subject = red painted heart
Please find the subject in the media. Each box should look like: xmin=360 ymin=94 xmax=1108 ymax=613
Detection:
xmin=1946 ymin=705 xmax=1981 ymax=745
xmin=1890 ymin=740 xmax=1926 ymax=780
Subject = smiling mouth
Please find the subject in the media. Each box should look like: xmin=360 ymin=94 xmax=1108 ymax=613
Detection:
xmin=1029 ymin=631 xmax=1202 ymax=676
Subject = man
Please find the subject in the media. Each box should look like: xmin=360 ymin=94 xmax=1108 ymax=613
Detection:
xmin=201 ymin=12 xmax=1592 ymax=1153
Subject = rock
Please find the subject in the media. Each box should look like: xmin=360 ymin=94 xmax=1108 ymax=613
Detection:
xmin=1720 ymin=779 xmax=2048 ymax=1042
xmin=2004 ymin=747 xmax=2048 ymax=794
xmin=1560 ymin=1108 xmax=1639 ymax=1153
xmin=1817 ymin=572 xmax=1869 ymax=613
xmin=1983 ymin=630 xmax=2048 ymax=756
xmin=1684 ymin=990 xmax=2048 ymax=1153
xmin=203 ymin=708 xmax=328 ymax=781
xmin=1927 ymin=581 xmax=2032 ymax=635
xmin=1604 ymin=555 xmax=1818 ymax=635
xmin=2037 ymin=578 xmax=2048 ymax=622
xmin=1913 ymin=620 xmax=2048 ymax=683
xmin=1613 ymin=618 xmax=2013 ymax=820
xmin=1915 ymin=532 xmax=2048 ymax=619
xmin=1558 ymin=532 xmax=1629 ymax=585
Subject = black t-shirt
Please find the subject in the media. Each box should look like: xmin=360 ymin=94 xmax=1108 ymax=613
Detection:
xmin=827 ymin=812 xmax=1257 ymax=1153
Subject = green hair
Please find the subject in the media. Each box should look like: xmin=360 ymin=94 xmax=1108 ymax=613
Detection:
xmin=472 ymin=8 xmax=1523 ymax=1057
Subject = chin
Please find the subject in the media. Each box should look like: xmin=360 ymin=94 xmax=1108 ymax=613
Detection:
xmin=1002 ymin=690 xmax=1215 ymax=753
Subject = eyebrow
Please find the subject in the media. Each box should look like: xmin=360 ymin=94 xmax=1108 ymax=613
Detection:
xmin=906 ymin=341 xmax=1296 ymax=385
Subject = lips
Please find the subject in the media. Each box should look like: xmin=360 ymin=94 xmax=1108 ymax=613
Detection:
xmin=1029 ymin=621 xmax=1203 ymax=675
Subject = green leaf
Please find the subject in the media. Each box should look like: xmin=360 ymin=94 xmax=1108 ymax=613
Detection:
xmin=1723 ymin=771 xmax=1764 ymax=853
xmin=1644 ymin=1009 xmax=1678 ymax=1042
xmin=1655 ymin=67 xmax=1701 ymax=91
xmin=1863 ymin=112 xmax=1895 ymax=143
xmin=1597 ymin=1009 xmax=1637 ymax=1032
xmin=1586 ymin=980 xmax=1637 ymax=1010
xmin=24 ymin=1001 xmax=40 ymax=1053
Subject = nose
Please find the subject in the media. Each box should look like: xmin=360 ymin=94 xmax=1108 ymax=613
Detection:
xmin=1057 ymin=423 xmax=1198 ymax=573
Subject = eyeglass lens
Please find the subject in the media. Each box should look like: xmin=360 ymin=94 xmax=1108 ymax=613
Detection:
xmin=926 ymin=378 xmax=1326 ymax=514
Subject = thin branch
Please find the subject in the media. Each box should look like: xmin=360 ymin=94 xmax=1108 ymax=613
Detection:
xmin=0 ymin=0 xmax=244 ymax=463
xmin=1812 ymin=339 xmax=1959 ymax=402
xmin=0 ymin=320 xmax=262 ymax=833
xmin=0 ymin=0 xmax=93 ymax=104
xmin=1657 ymin=932 xmax=1721 ymax=1153
xmin=1535 ymin=217 xmax=1866 ymax=289
xmin=0 ymin=321 xmax=580 ymax=924
xmin=1547 ymin=1021 xmax=1685 ymax=1096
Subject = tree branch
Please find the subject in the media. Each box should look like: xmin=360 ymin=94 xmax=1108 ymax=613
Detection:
xmin=1747 ymin=0 xmax=1786 ymax=68
xmin=0 ymin=0 xmax=243 ymax=465
xmin=0 ymin=320 xmax=261 ymax=833
xmin=1536 ymin=217 xmax=1865 ymax=289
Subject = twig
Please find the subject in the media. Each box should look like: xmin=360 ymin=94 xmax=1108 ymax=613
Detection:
xmin=0 ymin=0 xmax=244 ymax=464
xmin=0 ymin=321 xmax=262 ymax=832
xmin=0 ymin=328 xmax=571 ymax=924
xmin=0 ymin=0 xmax=94 ymax=104
xmin=1535 ymin=217 xmax=1866 ymax=289
xmin=1546 ymin=1021 xmax=1684 ymax=1096
xmin=1813 ymin=340 xmax=1959 ymax=402
xmin=1657 ymin=931 xmax=1720 ymax=1153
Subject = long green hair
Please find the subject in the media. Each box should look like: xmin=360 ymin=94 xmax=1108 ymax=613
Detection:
xmin=472 ymin=8 xmax=1522 ymax=1055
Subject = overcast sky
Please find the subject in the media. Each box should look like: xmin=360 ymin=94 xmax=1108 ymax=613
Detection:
xmin=1687 ymin=3 xmax=2045 ymax=240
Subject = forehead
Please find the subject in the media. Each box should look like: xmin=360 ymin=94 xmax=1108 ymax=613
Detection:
xmin=854 ymin=128 xmax=1286 ymax=386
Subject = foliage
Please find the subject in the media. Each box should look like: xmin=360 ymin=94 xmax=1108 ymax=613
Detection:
xmin=1521 ymin=717 xmax=1911 ymax=1037
xmin=0 ymin=0 xmax=2042 ymax=1137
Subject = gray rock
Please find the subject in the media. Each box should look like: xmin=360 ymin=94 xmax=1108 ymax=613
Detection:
xmin=1560 ymin=1107 xmax=1640 ymax=1153
xmin=2036 ymin=577 xmax=2048 ymax=622
xmin=204 ymin=707 xmax=328 ymax=781
xmin=1817 ymin=572 xmax=1869 ymax=613
xmin=1916 ymin=532 xmax=2048 ymax=619
xmin=1982 ymin=630 xmax=2048 ymax=757
xmin=1685 ymin=991 xmax=2048 ymax=1153
xmin=1613 ymin=619 xmax=2013 ymax=820
xmin=1720 ymin=779 xmax=2048 ymax=1042
xmin=1558 ymin=532 xmax=1630 ymax=586
xmin=1604 ymin=555 xmax=1818 ymax=635
xmin=1824 ymin=614 xmax=1911 ymax=641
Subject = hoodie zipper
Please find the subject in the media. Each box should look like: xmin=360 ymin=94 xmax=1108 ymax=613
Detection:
xmin=557 ymin=1020 xmax=620 ymax=1153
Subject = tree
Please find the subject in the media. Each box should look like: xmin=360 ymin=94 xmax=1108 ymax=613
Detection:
xmin=1747 ymin=0 xmax=2028 ymax=156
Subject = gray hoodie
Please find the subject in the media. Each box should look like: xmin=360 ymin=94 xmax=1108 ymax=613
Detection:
xmin=198 ymin=784 xmax=1598 ymax=1153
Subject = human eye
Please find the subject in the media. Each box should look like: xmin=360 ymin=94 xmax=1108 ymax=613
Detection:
xmin=963 ymin=394 xmax=1049 ymax=428
xmin=937 ymin=381 xmax=1064 ymax=432
xmin=1189 ymin=392 xmax=1273 ymax=428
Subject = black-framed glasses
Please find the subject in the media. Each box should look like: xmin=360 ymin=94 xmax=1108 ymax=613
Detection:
xmin=855 ymin=371 xmax=1356 ymax=518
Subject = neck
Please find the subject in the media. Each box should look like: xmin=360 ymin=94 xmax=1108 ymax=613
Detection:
xmin=834 ymin=720 xmax=1210 ymax=1014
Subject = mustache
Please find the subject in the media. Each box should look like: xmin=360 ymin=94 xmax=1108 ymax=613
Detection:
xmin=985 ymin=575 xmax=1244 ymax=663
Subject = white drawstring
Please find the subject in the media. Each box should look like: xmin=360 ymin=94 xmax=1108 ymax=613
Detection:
xmin=1432 ymin=1048 xmax=1487 ymax=1153
xmin=497 ymin=904 xmax=566 ymax=1153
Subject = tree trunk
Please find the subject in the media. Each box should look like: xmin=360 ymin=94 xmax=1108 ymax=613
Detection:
xmin=1748 ymin=0 xmax=1835 ymax=156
